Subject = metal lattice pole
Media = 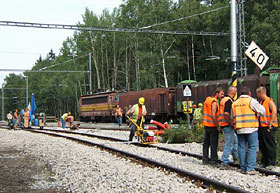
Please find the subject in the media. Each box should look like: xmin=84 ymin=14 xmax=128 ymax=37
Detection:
xmin=238 ymin=0 xmax=248 ymax=76
xmin=231 ymin=0 xmax=238 ymax=100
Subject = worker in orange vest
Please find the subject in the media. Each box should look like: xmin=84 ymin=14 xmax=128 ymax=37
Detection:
xmin=115 ymin=105 xmax=123 ymax=127
xmin=202 ymin=87 xmax=224 ymax=165
xmin=256 ymin=86 xmax=278 ymax=169
xmin=218 ymin=86 xmax=239 ymax=168
xmin=232 ymin=86 xmax=265 ymax=174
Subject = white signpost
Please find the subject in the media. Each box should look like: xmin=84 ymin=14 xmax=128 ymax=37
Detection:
xmin=183 ymin=85 xmax=192 ymax=97
xmin=245 ymin=41 xmax=269 ymax=70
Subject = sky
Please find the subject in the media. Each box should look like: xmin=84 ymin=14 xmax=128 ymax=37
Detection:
xmin=0 ymin=0 xmax=124 ymax=86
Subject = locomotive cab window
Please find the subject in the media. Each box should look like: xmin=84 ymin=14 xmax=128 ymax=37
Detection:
xmin=82 ymin=96 xmax=108 ymax=105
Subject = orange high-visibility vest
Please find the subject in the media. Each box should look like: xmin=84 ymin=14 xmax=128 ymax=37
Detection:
xmin=218 ymin=96 xmax=233 ymax=127
xmin=232 ymin=97 xmax=258 ymax=130
xmin=202 ymin=97 xmax=218 ymax=127
xmin=116 ymin=107 xmax=123 ymax=116
xmin=260 ymin=97 xmax=278 ymax=127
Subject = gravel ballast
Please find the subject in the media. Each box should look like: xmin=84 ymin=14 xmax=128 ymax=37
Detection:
xmin=0 ymin=130 xmax=206 ymax=193
xmin=49 ymin=129 xmax=280 ymax=193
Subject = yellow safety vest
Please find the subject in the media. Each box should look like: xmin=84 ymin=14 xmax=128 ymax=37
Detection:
xmin=131 ymin=104 xmax=146 ymax=122
xmin=232 ymin=97 xmax=258 ymax=130
xmin=260 ymin=97 xmax=278 ymax=127
xmin=202 ymin=97 xmax=218 ymax=127
xmin=218 ymin=96 xmax=233 ymax=127
xmin=193 ymin=108 xmax=202 ymax=120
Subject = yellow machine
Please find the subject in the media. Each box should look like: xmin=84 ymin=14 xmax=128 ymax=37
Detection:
xmin=126 ymin=116 xmax=159 ymax=144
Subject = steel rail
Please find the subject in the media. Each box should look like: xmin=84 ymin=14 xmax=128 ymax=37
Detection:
xmin=39 ymin=128 xmax=280 ymax=177
xmin=28 ymin=129 xmax=250 ymax=193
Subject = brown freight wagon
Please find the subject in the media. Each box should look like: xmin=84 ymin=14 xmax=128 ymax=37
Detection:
xmin=119 ymin=88 xmax=176 ymax=122
xmin=176 ymin=74 xmax=270 ymax=118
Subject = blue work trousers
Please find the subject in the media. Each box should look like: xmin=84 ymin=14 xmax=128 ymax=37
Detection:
xmin=117 ymin=116 xmax=122 ymax=127
xmin=237 ymin=131 xmax=258 ymax=172
xmin=222 ymin=126 xmax=238 ymax=165
xmin=61 ymin=118 xmax=65 ymax=129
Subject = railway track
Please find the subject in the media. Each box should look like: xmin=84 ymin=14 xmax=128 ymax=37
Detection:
xmin=1 ymin=126 xmax=280 ymax=192
xmin=39 ymin=127 xmax=280 ymax=177
xmin=27 ymin=128 xmax=249 ymax=193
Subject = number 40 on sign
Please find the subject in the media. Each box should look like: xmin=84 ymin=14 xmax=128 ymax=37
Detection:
xmin=245 ymin=41 xmax=269 ymax=70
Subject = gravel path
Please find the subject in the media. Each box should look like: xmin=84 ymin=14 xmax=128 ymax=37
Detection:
xmin=0 ymin=129 xmax=206 ymax=193
xmin=48 ymin=129 xmax=280 ymax=193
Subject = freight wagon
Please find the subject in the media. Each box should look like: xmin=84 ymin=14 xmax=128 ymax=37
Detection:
xmin=118 ymin=88 xmax=176 ymax=122
xmin=79 ymin=88 xmax=176 ymax=122
xmin=79 ymin=70 xmax=280 ymax=122
xmin=176 ymin=72 xmax=280 ymax=119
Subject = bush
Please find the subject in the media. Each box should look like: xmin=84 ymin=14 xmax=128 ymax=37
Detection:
xmin=162 ymin=118 xmax=204 ymax=143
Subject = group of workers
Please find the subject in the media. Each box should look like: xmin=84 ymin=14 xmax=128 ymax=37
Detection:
xmin=59 ymin=86 xmax=277 ymax=174
xmin=60 ymin=112 xmax=74 ymax=129
xmin=7 ymin=109 xmax=31 ymax=129
xmin=202 ymin=86 xmax=278 ymax=174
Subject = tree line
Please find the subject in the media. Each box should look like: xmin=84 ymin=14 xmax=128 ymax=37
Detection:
xmin=2 ymin=0 xmax=279 ymax=118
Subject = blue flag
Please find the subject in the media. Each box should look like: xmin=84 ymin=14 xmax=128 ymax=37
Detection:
xmin=31 ymin=93 xmax=37 ymax=115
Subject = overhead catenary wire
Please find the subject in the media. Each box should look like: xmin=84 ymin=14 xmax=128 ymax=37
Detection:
xmin=139 ymin=5 xmax=229 ymax=29
xmin=0 ymin=69 xmax=88 ymax=73
xmin=0 ymin=20 xmax=229 ymax=36
xmin=38 ymin=53 xmax=89 ymax=71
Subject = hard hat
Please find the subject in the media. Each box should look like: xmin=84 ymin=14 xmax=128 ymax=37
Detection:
xmin=198 ymin=103 xmax=203 ymax=107
xmin=193 ymin=104 xmax=197 ymax=108
xmin=68 ymin=112 xmax=71 ymax=115
xmin=139 ymin=97 xmax=145 ymax=105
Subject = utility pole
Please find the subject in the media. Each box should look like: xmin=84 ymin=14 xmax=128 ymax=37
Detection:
xmin=231 ymin=0 xmax=238 ymax=99
xmin=1 ymin=85 xmax=4 ymax=121
xmin=89 ymin=53 xmax=92 ymax=94
xmin=26 ymin=76 xmax=28 ymax=108
xmin=238 ymin=0 xmax=248 ymax=76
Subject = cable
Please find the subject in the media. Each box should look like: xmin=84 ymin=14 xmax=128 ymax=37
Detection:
xmin=0 ymin=51 xmax=48 ymax=55
xmin=38 ymin=54 xmax=88 ymax=71
xmin=0 ymin=69 xmax=89 ymax=73
xmin=0 ymin=20 xmax=229 ymax=36
xmin=139 ymin=6 xmax=229 ymax=29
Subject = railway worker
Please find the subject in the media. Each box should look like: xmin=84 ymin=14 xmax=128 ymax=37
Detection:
xmin=61 ymin=112 xmax=71 ymax=129
xmin=256 ymin=86 xmax=278 ymax=169
xmin=23 ymin=108 xmax=30 ymax=128
xmin=115 ymin=105 xmax=123 ymax=127
xmin=192 ymin=103 xmax=203 ymax=129
xmin=7 ymin=111 xmax=13 ymax=130
xmin=126 ymin=97 xmax=147 ymax=141
xmin=218 ymin=86 xmax=239 ymax=169
xmin=13 ymin=109 xmax=18 ymax=129
xmin=202 ymin=87 xmax=224 ymax=165
xmin=232 ymin=86 xmax=265 ymax=174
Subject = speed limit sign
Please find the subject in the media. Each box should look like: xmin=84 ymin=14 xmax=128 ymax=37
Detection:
xmin=245 ymin=41 xmax=269 ymax=70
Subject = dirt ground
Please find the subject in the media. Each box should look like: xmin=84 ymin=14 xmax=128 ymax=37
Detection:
xmin=0 ymin=145 xmax=65 ymax=193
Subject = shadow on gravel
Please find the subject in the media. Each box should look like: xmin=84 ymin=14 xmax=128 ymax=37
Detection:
xmin=0 ymin=147 xmax=65 ymax=193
